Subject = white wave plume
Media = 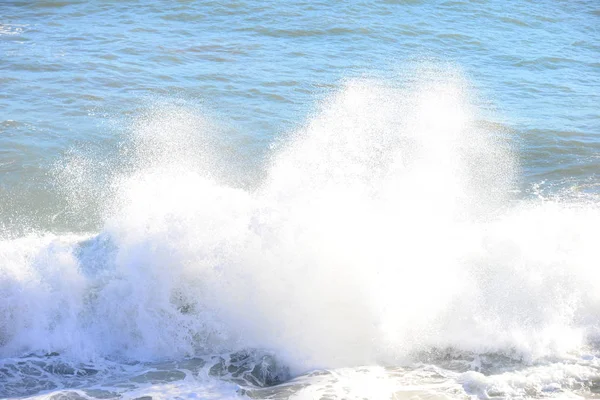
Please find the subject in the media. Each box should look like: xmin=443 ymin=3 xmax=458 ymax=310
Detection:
xmin=2 ymin=71 xmax=600 ymax=375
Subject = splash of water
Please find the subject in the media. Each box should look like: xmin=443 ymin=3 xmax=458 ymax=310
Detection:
xmin=1 ymin=72 xmax=600 ymax=378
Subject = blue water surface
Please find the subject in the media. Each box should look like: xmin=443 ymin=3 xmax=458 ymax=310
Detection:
xmin=0 ymin=0 xmax=599 ymax=228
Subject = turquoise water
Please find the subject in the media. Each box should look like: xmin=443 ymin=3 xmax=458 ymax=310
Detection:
xmin=2 ymin=1 xmax=599 ymax=230
xmin=1 ymin=1 xmax=600 ymax=399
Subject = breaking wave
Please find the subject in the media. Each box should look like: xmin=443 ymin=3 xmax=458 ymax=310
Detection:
xmin=2 ymin=71 xmax=600 ymax=385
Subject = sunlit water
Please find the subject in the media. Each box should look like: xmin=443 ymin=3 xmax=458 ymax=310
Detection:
xmin=1 ymin=1 xmax=599 ymax=399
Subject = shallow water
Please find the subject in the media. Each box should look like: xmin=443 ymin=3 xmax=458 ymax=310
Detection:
xmin=1 ymin=1 xmax=600 ymax=399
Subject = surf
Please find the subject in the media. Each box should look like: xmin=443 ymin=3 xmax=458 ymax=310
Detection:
xmin=2 ymin=70 xmax=600 ymax=398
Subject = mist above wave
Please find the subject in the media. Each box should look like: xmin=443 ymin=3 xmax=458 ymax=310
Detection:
xmin=1 ymin=70 xmax=600 ymax=375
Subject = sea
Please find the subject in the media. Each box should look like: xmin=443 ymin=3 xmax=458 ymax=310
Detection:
xmin=1 ymin=1 xmax=599 ymax=399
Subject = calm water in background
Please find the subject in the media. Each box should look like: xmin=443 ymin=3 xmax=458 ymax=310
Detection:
xmin=1 ymin=0 xmax=599 ymax=230
xmin=1 ymin=1 xmax=600 ymax=399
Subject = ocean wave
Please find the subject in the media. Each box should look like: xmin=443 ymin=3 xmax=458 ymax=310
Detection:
xmin=1 ymin=73 xmax=600 ymax=398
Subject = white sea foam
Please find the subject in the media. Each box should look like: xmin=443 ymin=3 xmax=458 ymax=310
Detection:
xmin=1 ymin=72 xmax=600 ymax=390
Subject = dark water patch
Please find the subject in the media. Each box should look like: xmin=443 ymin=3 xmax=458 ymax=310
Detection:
xmin=514 ymin=57 xmax=580 ymax=70
xmin=208 ymin=350 xmax=291 ymax=388
xmin=48 ymin=392 xmax=88 ymax=400
xmin=499 ymin=16 xmax=531 ymax=27
xmin=251 ymin=27 xmax=370 ymax=38
xmin=131 ymin=369 xmax=186 ymax=383
xmin=83 ymin=388 xmax=120 ymax=399
xmin=0 ymin=351 xmax=291 ymax=398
